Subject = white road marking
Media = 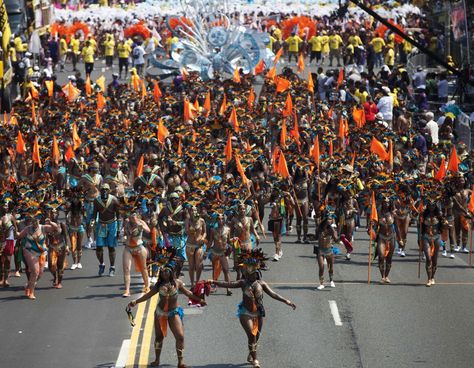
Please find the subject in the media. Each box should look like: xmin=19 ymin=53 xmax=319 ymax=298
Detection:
xmin=115 ymin=339 xmax=131 ymax=368
xmin=329 ymin=300 xmax=343 ymax=326
xmin=184 ymin=307 xmax=204 ymax=315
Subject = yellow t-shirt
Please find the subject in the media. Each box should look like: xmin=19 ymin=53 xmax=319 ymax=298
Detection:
xmin=70 ymin=38 xmax=80 ymax=54
xmin=308 ymin=36 xmax=322 ymax=52
xmin=385 ymin=48 xmax=395 ymax=66
xmin=273 ymin=28 xmax=282 ymax=42
xmin=267 ymin=36 xmax=276 ymax=51
xmin=14 ymin=37 xmax=23 ymax=52
xmin=166 ymin=36 xmax=179 ymax=50
xmin=88 ymin=38 xmax=97 ymax=52
xmin=285 ymin=36 xmax=302 ymax=52
xmin=370 ymin=37 xmax=386 ymax=53
xmin=402 ymin=40 xmax=413 ymax=54
xmin=329 ymin=34 xmax=343 ymax=50
xmin=104 ymin=38 xmax=115 ymax=57
xmin=320 ymin=35 xmax=330 ymax=53
xmin=82 ymin=46 xmax=95 ymax=63
xmin=117 ymin=43 xmax=131 ymax=58
xmin=59 ymin=38 xmax=68 ymax=55
xmin=349 ymin=35 xmax=362 ymax=47
xmin=8 ymin=47 xmax=17 ymax=63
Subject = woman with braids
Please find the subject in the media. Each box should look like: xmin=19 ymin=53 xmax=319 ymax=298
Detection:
xmin=292 ymin=166 xmax=311 ymax=243
xmin=127 ymin=255 xmax=205 ymax=368
xmin=370 ymin=194 xmax=396 ymax=284
xmin=208 ymin=249 xmax=296 ymax=368
xmin=66 ymin=189 xmax=85 ymax=270
xmin=316 ymin=209 xmax=339 ymax=290
xmin=421 ymin=195 xmax=448 ymax=287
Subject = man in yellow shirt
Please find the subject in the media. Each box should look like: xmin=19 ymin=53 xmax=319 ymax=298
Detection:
xmin=59 ymin=35 xmax=68 ymax=71
xmin=117 ymin=39 xmax=131 ymax=79
xmin=166 ymin=36 xmax=179 ymax=58
xmin=81 ymin=41 xmax=95 ymax=76
xmin=320 ymin=30 xmax=330 ymax=63
xmin=370 ymin=35 xmax=386 ymax=67
xmin=308 ymin=32 xmax=322 ymax=64
xmin=384 ymin=45 xmax=395 ymax=68
xmin=266 ymin=35 xmax=276 ymax=52
xmin=285 ymin=32 xmax=303 ymax=63
xmin=70 ymin=34 xmax=81 ymax=71
xmin=328 ymin=30 xmax=343 ymax=67
xmin=103 ymin=33 xmax=115 ymax=68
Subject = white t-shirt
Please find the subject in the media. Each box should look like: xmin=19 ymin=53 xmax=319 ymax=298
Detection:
xmin=426 ymin=120 xmax=439 ymax=145
xmin=376 ymin=95 xmax=394 ymax=121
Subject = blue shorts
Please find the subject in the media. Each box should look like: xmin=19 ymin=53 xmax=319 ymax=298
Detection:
xmin=167 ymin=233 xmax=188 ymax=260
xmin=84 ymin=201 xmax=95 ymax=224
xmin=95 ymin=221 xmax=118 ymax=247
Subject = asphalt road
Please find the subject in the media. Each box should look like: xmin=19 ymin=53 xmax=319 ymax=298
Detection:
xmin=1 ymin=215 xmax=474 ymax=368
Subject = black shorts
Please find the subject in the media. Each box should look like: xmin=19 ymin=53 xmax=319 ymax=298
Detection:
xmin=119 ymin=58 xmax=128 ymax=68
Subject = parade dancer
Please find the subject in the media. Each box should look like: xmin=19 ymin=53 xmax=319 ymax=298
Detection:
xmin=123 ymin=212 xmax=150 ymax=296
xmin=316 ymin=210 xmax=339 ymax=290
xmin=0 ymin=202 xmax=17 ymax=287
xmin=440 ymin=191 xmax=456 ymax=258
xmin=128 ymin=257 xmax=205 ymax=368
xmin=292 ymin=167 xmax=311 ymax=244
xmin=452 ymin=175 xmax=471 ymax=253
xmin=184 ymin=205 xmax=206 ymax=288
xmin=393 ymin=189 xmax=414 ymax=257
xmin=268 ymin=188 xmax=285 ymax=261
xmin=79 ymin=162 xmax=102 ymax=249
xmin=93 ymin=183 xmax=121 ymax=276
xmin=67 ymin=190 xmax=85 ymax=269
xmin=208 ymin=249 xmax=296 ymax=368
xmin=46 ymin=209 xmax=70 ymax=289
xmin=373 ymin=196 xmax=396 ymax=284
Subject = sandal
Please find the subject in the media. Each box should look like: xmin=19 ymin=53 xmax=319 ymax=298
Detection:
xmin=122 ymin=291 xmax=131 ymax=297
xmin=253 ymin=359 xmax=261 ymax=368
xmin=247 ymin=353 xmax=254 ymax=363
xmin=226 ymin=290 xmax=232 ymax=296
xmin=149 ymin=360 xmax=160 ymax=367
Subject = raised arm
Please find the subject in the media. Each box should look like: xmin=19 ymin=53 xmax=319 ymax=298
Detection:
xmin=260 ymin=281 xmax=296 ymax=309
xmin=209 ymin=278 xmax=245 ymax=289
xmin=177 ymin=280 xmax=204 ymax=304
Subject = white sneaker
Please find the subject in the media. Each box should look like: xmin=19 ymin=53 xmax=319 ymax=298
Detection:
xmin=400 ymin=251 xmax=406 ymax=257
xmin=441 ymin=250 xmax=447 ymax=257
xmin=70 ymin=263 xmax=78 ymax=270
xmin=317 ymin=284 xmax=325 ymax=290
xmin=150 ymin=276 xmax=158 ymax=283
xmin=273 ymin=254 xmax=280 ymax=261
xmin=329 ymin=281 xmax=335 ymax=288
xmin=76 ymin=263 xmax=82 ymax=269
xmin=90 ymin=241 xmax=96 ymax=250
xmin=345 ymin=253 xmax=351 ymax=260
xmin=454 ymin=246 xmax=461 ymax=252
xmin=278 ymin=250 xmax=283 ymax=258
xmin=449 ymin=253 xmax=455 ymax=259
xmin=462 ymin=247 xmax=469 ymax=253
xmin=397 ymin=249 xmax=401 ymax=255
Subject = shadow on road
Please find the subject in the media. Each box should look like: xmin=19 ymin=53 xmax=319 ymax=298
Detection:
xmin=66 ymin=292 xmax=123 ymax=300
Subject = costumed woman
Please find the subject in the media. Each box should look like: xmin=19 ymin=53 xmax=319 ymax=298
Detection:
xmin=46 ymin=207 xmax=70 ymax=289
xmin=316 ymin=208 xmax=339 ymax=290
xmin=128 ymin=254 xmax=205 ymax=367
xmin=0 ymin=201 xmax=17 ymax=287
xmin=208 ymin=249 xmax=296 ymax=368
xmin=66 ymin=188 xmax=85 ymax=270
xmin=17 ymin=211 xmax=60 ymax=300
xmin=393 ymin=186 xmax=415 ymax=258
xmin=208 ymin=212 xmax=232 ymax=296
xmin=123 ymin=211 xmax=150 ymax=297
xmin=185 ymin=205 xmax=206 ymax=288
xmin=268 ymin=187 xmax=285 ymax=261
xmin=292 ymin=166 xmax=311 ymax=244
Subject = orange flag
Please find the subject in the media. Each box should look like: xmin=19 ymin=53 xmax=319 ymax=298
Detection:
xmin=254 ymin=59 xmax=265 ymax=75
xmin=65 ymin=145 xmax=75 ymax=162
xmin=62 ymin=82 xmax=80 ymax=102
xmin=434 ymin=157 xmax=447 ymax=181
xmin=275 ymin=76 xmax=290 ymax=93
xmin=183 ymin=98 xmax=196 ymax=121
xmin=136 ymin=154 xmax=144 ymax=177
xmin=353 ymin=107 xmax=366 ymax=128
xmin=273 ymin=47 xmax=284 ymax=63
xmin=97 ymin=92 xmax=106 ymax=110
xmin=3 ymin=112 xmax=7 ymax=125
xmin=271 ymin=146 xmax=280 ymax=174
xmin=31 ymin=102 xmax=37 ymax=125
xmin=447 ymin=146 xmax=460 ymax=173
xmin=265 ymin=66 xmax=277 ymax=81
xmin=224 ymin=134 xmax=233 ymax=163
xmin=369 ymin=137 xmax=389 ymax=161
xmin=311 ymin=135 xmax=320 ymax=168
xmin=229 ymin=106 xmax=239 ymax=133
xmin=338 ymin=117 xmax=346 ymax=140
xmin=336 ymin=68 xmax=344 ymax=89
xmin=468 ymin=185 xmax=474 ymax=214
xmin=153 ymin=82 xmax=162 ymax=104
xmin=10 ymin=115 xmax=18 ymax=126
xmin=85 ymin=75 xmax=92 ymax=96
xmin=45 ymin=80 xmax=54 ymax=97
xmin=141 ymin=80 xmax=147 ymax=100
xmin=329 ymin=140 xmax=333 ymax=156
xmin=95 ymin=110 xmax=101 ymax=127
xmin=157 ymin=120 xmax=170 ymax=144
xmin=72 ymin=123 xmax=82 ymax=150
xmin=193 ymin=98 xmax=199 ymax=111
xmin=52 ymin=136 xmax=60 ymax=165
xmin=290 ymin=111 xmax=300 ymax=144
xmin=233 ymin=68 xmax=241 ymax=83
xmin=280 ymin=121 xmax=287 ymax=148
xmin=282 ymin=93 xmax=293 ymax=117
xmin=177 ymin=137 xmax=183 ymax=157
xmin=96 ymin=75 xmax=106 ymax=92
xmin=248 ymin=88 xmax=255 ymax=109
xmin=277 ymin=151 xmax=290 ymax=178
xmin=388 ymin=139 xmax=393 ymax=167
xmin=16 ymin=131 xmax=26 ymax=154
xmin=351 ymin=152 xmax=356 ymax=168
xmin=32 ymin=136 xmax=42 ymax=168
xmin=235 ymin=155 xmax=250 ymax=185
xmin=307 ymin=72 xmax=314 ymax=93
xmin=219 ymin=94 xmax=227 ymax=116
xmin=30 ymin=84 xmax=39 ymax=99
xmin=297 ymin=53 xmax=305 ymax=72
xmin=203 ymin=91 xmax=211 ymax=116
xmin=370 ymin=191 xmax=378 ymax=222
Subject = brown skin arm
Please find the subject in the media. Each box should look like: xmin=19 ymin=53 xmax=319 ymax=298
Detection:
xmin=129 ymin=284 xmax=159 ymax=307
xmin=209 ymin=279 xmax=245 ymax=289
xmin=177 ymin=279 xmax=203 ymax=303
xmin=260 ymin=280 xmax=296 ymax=309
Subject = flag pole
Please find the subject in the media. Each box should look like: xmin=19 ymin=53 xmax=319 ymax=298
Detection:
xmin=368 ymin=232 xmax=372 ymax=285
xmin=470 ymin=222 xmax=472 ymax=267
xmin=417 ymin=213 xmax=422 ymax=279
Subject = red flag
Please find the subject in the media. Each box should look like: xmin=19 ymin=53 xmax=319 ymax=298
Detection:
xmin=85 ymin=75 xmax=92 ymax=96
xmin=229 ymin=106 xmax=239 ymax=133
xmin=273 ymin=47 xmax=284 ymax=63
xmin=282 ymin=93 xmax=293 ymax=117
xmin=447 ymin=146 xmax=460 ymax=173
xmin=153 ymin=82 xmax=162 ymax=104
xmin=336 ymin=68 xmax=344 ymax=89
xmin=65 ymin=145 xmax=75 ymax=162
xmin=248 ymin=88 xmax=255 ymax=109
xmin=307 ymin=72 xmax=314 ymax=93
xmin=157 ymin=120 xmax=170 ymax=144
xmin=233 ymin=68 xmax=241 ymax=83
xmin=297 ymin=53 xmax=305 ymax=72
xmin=16 ymin=131 xmax=26 ymax=154
xmin=97 ymin=92 xmax=105 ymax=110
xmin=434 ymin=157 xmax=447 ymax=181
xmin=136 ymin=154 xmax=144 ymax=177
xmin=52 ymin=136 xmax=60 ymax=165
xmin=219 ymin=94 xmax=227 ymax=116
xmin=275 ymin=76 xmax=290 ymax=93
xmin=32 ymin=136 xmax=42 ymax=168
xmin=370 ymin=137 xmax=389 ymax=161
xmin=224 ymin=134 xmax=233 ymax=163
xmin=254 ymin=59 xmax=265 ymax=75
xmin=277 ymin=151 xmax=290 ymax=178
